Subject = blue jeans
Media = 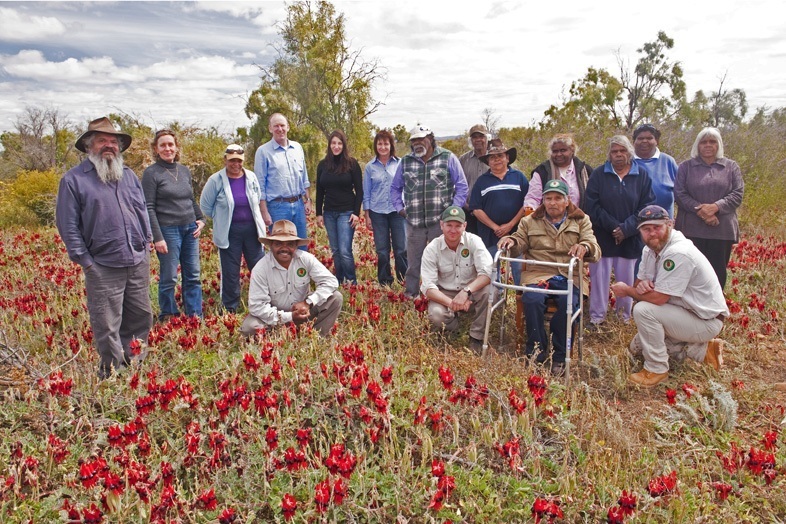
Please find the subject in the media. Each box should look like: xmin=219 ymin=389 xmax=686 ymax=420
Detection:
xmin=522 ymin=277 xmax=580 ymax=364
xmin=218 ymin=222 xmax=265 ymax=312
xmin=323 ymin=210 xmax=357 ymax=284
xmin=368 ymin=210 xmax=407 ymax=285
xmin=157 ymin=223 xmax=203 ymax=318
xmin=268 ymin=199 xmax=308 ymax=251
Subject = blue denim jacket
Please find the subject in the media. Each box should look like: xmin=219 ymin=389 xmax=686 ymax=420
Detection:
xmin=200 ymin=168 xmax=267 ymax=249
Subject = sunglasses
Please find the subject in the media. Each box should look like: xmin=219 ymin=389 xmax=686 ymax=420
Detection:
xmin=226 ymin=147 xmax=244 ymax=154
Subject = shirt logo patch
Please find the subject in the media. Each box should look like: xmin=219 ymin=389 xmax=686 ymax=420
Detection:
xmin=296 ymin=268 xmax=307 ymax=277
xmin=663 ymin=259 xmax=675 ymax=271
xmin=460 ymin=248 xmax=470 ymax=258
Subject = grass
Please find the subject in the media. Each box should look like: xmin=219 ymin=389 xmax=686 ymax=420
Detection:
xmin=0 ymin=219 xmax=784 ymax=523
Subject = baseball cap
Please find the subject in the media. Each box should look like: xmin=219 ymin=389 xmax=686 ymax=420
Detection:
xmin=636 ymin=205 xmax=671 ymax=228
xmin=441 ymin=206 xmax=466 ymax=223
xmin=542 ymin=179 xmax=569 ymax=196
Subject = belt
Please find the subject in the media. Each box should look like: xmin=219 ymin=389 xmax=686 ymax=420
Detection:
xmin=271 ymin=196 xmax=301 ymax=203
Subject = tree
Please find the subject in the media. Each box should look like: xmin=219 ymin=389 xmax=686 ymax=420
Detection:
xmin=481 ymin=108 xmax=501 ymax=137
xmin=245 ymin=0 xmax=384 ymax=165
xmin=543 ymin=32 xmax=685 ymax=131
xmin=682 ymin=73 xmax=748 ymax=128
xmin=0 ymin=107 xmax=78 ymax=173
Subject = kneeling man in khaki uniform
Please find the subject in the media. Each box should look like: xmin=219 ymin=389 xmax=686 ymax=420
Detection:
xmin=242 ymin=220 xmax=342 ymax=337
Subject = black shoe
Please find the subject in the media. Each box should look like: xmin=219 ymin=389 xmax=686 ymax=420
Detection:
xmin=550 ymin=362 xmax=565 ymax=377
xmin=469 ymin=337 xmax=484 ymax=355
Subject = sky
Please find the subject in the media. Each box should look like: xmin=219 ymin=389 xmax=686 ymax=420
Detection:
xmin=1 ymin=0 xmax=785 ymax=138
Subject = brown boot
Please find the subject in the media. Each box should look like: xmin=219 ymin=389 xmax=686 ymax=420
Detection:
xmin=628 ymin=369 xmax=669 ymax=388
xmin=703 ymin=339 xmax=724 ymax=371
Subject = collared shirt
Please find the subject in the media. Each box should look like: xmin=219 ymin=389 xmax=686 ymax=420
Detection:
xmin=458 ymin=150 xmax=486 ymax=195
xmin=524 ymin=160 xmax=580 ymax=210
xmin=638 ymin=229 xmax=729 ymax=320
xmin=254 ymin=138 xmax=310 ymax=201
xmin=56 ymin=158 xmax=152 ymax=269
xmin=420 ymin=232 xmax=493 ymax=294
xmin=390 ymin=147 xmax=468 ymax=228
xmin=634 ymin=148 xmax=678 ymax=217
xmin=362 ymin=155 xmax=400 ymax=214
xmin=247 ymin=250 xmax=338 ymax=326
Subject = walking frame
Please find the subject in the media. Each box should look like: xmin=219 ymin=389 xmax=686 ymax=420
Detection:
xmin=482 ymin=249 xmax=584 ymax=387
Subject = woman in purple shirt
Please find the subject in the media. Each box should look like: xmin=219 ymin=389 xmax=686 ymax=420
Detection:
xmin=675 ymin=127 xmax=744 ymax=288
xmin=200 ymin=145 xmax=267 ymax=313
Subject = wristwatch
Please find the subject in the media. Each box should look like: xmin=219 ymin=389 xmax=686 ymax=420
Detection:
xmin=463 ymin=287 xmax=472 ymax=297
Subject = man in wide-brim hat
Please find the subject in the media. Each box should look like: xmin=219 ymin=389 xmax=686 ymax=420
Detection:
xmin=55 ymin=116 xmax=153 ymax=380
xmin=242 ymin=220 xmax=343 ymax=338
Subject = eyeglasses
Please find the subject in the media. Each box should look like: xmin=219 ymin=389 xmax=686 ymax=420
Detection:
xmin=226 ymin=147 xmax=244 ymax=154
xmin=634 ymin=123 xmax=657 ymax=134
xmin=154 ymin=129 xmax=176 ymax=138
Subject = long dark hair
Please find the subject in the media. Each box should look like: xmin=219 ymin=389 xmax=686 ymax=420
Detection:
xmin=324 ymin=129 xmax=352 ymax=174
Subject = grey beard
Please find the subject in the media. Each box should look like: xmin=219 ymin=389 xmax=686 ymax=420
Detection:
xmin=412 ymin=144 xmax=428 ymax=158
xmin=88 ymin=151 xmax=125 ymax=183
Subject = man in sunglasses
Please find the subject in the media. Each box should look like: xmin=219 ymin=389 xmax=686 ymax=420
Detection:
xmin=611 ymin=205 xmax=727 ymax=388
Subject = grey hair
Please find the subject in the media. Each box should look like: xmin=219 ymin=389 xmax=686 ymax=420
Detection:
xmin=607 ymin=135 xmax=635 ymax=163
xmin=547 ymin=133 xmax=578 ymax=156
xmin=690 ymin=127 xmax=725 ymax=159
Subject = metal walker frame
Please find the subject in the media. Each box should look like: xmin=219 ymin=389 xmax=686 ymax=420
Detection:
xmin=482 ymin=250 xmax=584 ymax=385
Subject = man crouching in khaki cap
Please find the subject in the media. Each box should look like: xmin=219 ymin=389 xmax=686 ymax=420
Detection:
xmin=241 ymin=220 xmax=342 ymax=337
xmin=611 ymin=205 xmax=726 ymax=388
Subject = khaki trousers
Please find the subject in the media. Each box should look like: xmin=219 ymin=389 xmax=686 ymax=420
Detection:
xmin=241 ymin=290 xmax=343 ymax=338
xmin=630 ymin=301 xmax=723 ymax=374
xmin=427 ymin=286 xmax=489 ymax=340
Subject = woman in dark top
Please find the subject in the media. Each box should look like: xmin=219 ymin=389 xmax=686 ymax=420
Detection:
xmin=585 ymin=135 xmax=655 ymax=327
xmin=674 ymin=127 xmax=744 ymax=288
xmin=316 ymin=130 xmax=363 ymax=284
xmin=142 ymin=129 xmax=205 ymax=320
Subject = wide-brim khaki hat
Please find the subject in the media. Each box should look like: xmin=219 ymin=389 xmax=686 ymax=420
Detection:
xmin=75 ymin=116 xmax=132 ymax=153
xmin=260 ymin=220 xmax=310 ymax=247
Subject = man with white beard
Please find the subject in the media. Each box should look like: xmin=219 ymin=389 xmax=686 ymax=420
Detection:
xmin=390 ymin=125 xmax=468 ymax=297
xmin=56 ymin=117 xmax=153 ymax=380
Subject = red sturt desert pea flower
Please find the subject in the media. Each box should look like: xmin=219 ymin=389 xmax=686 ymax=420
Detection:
xmin=281 ymin=493 xmax=297 ymax=520
xmin=647 ymin=471 xmax=678 ymax=497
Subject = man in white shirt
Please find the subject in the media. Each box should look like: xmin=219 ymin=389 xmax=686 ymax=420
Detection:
xmin=420 ymin=206 xmax=493 ymax=353
xmin=241 ymin=220 xmax=342 ymax=337
xmin=611 ymin=205 xmax=727 ymax=388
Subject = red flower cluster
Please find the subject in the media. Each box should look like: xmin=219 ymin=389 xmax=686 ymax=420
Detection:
xmin=46 ymin=370 xmax=73 ymax=396
xmin=709 ymin=481 xmax=734 ymax=501
xmin=438 ymin=365 xmax=454 ymax=390
xmin=606 ymin=490 xmax=637 ymax=523
xmin=324 ymin=443 xmax=357 ymax=478
xmin=508 ymin=388 xmax=527 ymax=413
xmin=647 ymin=471 xmax=678 ymax=497
xmin=281 ymin=492 xmax=297 ymax=520
xmin=413 ymin=295 xmax=429 ymax=313
xmin=527 ymin=375 xmax=548 ymax=407
xmin=448 ymin=375 xmax=489 ymax=406
xmin=428 ymin=460 xmax=455 ymax=511
xmin=531 ymin=496 xmax=563 ymax=523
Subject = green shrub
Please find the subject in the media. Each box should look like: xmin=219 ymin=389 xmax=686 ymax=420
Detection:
xmin=0 ymin=168 xmax=60 ymax=226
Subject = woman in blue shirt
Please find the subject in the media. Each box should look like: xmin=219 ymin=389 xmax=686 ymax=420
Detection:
xmin=363 ymin=130 xmax=407 ymax=286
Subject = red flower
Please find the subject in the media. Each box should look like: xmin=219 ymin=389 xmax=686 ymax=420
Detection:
xmin=531 ymin=497 xmax=563 ymax=523
xmin=681 ymin=383 xmax=696 ymax=398
xmin=380 ymin=366 xmax=393 ymax=384
xmin=103 ymin=471 xmax=123 ymax=495
xmin=82 ymin=503 xmax=103 ymax=524
xmin=438 ymin=366 xmax=454 ymax=390
xmin=527 ymin=375 xmax=548 ymax=406
xmin=508 ymin=388 xmax=527 ymax=413
xmin=647 ymin=471 xmax=678 ymax=497
xmin=197 ymin=488 xmax=218 ymax=510
xmin=617 ymin=490 xmax=637 ymax=516
xmin=281 ymin=493 xmax=297 ymax=521
xmin=243 ymin=352 xmax=259 ymax=371
xmin=47 ymin=434 xmax=70 ymax=463
xmin=265 ymin=427 xmax=278 ymax=450
xmin=314 ymin=478 xmax=332 ymax=513
xmin=762 ymin=429 xmax=779 ymax=451
xmin=129 ymin=338 xmax=142 ymax=356
xmin=413 ymin=396 xmax=428 ymax=425
xmin=710 ymin=481 xmax=733 ymax=501
xmin=607 ymin=505 xmax=625 ymax=524
xmin=431 ymin=459 xmax=445 ymax=478
xmin=296 ymin=427 xmax=312 ymax=448
xmin=333 ymin=477 xmax=348 ymax=505
xmin=218 ymin=507 xmax=237 ymax=524
xmin=665 ymin=389 xmax=677 ymax=405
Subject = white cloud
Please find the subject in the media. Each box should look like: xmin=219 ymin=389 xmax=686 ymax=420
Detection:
xmin=0 ymin=7 xmax=67 ymax=41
